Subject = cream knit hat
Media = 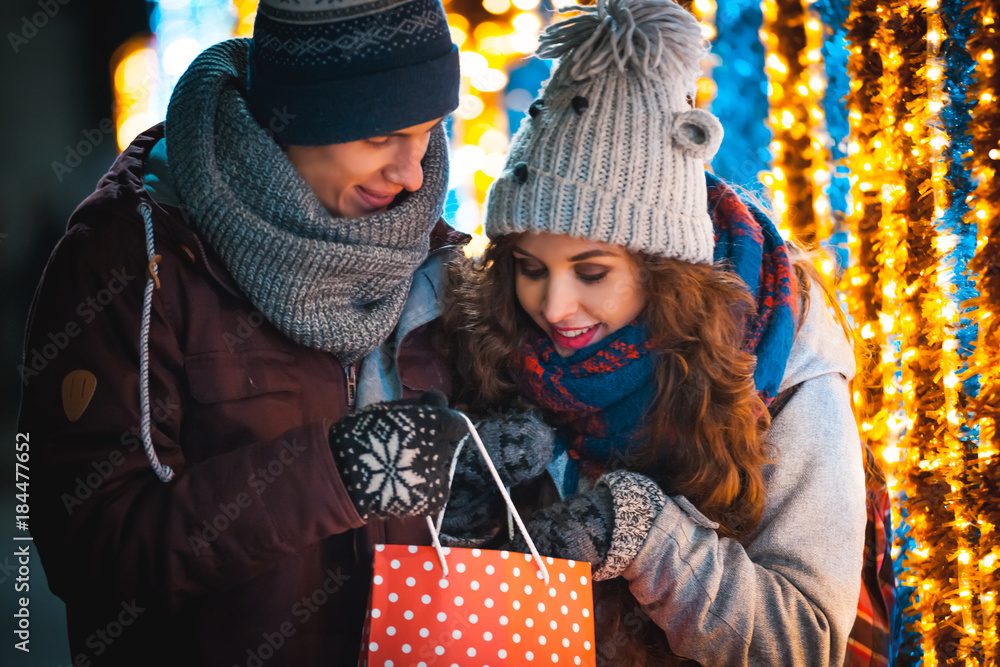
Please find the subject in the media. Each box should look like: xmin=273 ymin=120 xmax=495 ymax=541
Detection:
xmin=484 ymin=0 xmax=723 ymax=263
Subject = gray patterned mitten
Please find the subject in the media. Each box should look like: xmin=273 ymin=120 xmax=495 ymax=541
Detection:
xmin=440 ymin=411 xmax=556 ymax=546
xmin=331 ymin=392 xmax=469 ymax=521
xmin=471 ymin=411 xmax=557 ymax=487
xmin=508 ymin=484 xmax=616 ymax=568
xmin=507 ymin=471 xmax=666 ymax=581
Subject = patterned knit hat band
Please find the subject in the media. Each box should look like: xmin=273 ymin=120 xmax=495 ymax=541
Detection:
xmin=248 ymin=0 xmax=459 ymax=145
xmin=484 ymin=0 xmax=723 ymax=263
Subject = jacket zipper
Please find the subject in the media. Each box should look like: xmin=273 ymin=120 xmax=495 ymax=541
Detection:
xmin=344 ymin=363 xmax=358 ymax=414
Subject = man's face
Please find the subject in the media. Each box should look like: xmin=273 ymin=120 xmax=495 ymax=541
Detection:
xmin=285 ymin=117 xmax=443 ymax=218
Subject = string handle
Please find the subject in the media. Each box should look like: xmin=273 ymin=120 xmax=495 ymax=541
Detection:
xmin=428 ymin=413 xmax=551 ymax=585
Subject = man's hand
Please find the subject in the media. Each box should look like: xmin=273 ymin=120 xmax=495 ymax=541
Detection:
xmin=331 ymin=392 xmax=468 ymax=520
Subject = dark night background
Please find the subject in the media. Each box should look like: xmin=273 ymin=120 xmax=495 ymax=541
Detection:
xmin=2 ymin=1 xmax=150 ymax=663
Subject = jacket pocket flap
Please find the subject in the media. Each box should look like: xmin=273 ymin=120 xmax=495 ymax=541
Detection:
xmin=185 ymin=350 xmax=299 ymax=404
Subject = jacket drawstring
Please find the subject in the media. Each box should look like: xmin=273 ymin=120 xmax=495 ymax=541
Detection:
xmin=138 ymin=202 xmax=175 ymax=482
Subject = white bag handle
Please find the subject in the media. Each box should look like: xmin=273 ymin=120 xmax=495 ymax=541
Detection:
xmin=426 ymin=413 xmax=551 ymax=585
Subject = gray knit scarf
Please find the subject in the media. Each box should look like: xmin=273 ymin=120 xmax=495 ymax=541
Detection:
xmin=164 ymin=39 xmax=449 ymax=364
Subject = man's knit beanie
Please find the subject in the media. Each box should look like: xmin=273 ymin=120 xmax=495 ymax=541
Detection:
xmin=247 ymin=0 xmax=460 ymax=145
xmin=485 ymin=0 xmax=723 ymax=263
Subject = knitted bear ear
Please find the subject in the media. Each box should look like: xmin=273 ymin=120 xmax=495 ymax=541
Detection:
xmin=671 ymin=109 xmax=723 ymax=161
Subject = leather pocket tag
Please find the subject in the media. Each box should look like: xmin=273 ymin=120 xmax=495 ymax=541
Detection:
xmin=62 ymin=370 xmax=97 ymax=422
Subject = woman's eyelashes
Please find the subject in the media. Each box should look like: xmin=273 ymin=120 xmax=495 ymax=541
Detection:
xmin=515 ymin=258 xmax=547 ymax=279
xmin=514 ymin=258 xmax=610 ymax=283
xmin=575 ymin=264 xmax=610 ymax=283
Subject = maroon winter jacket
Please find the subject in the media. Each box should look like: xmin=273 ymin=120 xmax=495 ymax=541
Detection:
xmin=18 ymin=125 xmax=468 ymax=666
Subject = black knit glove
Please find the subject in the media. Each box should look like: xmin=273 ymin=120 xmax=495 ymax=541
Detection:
xmin=440 ymin=411 xmax=556 ymax=546
xmin=331 ymin=392 xmax=469 ymax=520
xmin=507 ymin=471 xmax=666 ymax=581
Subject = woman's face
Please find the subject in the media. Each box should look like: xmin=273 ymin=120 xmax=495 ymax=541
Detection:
xmin=512 ymin=232 xmax=647 ymax=357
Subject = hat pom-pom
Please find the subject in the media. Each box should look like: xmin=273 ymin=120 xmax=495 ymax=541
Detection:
xmin=537 ymin=0 xmax=705 ymax=83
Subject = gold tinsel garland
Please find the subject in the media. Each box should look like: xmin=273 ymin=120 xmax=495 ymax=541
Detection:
xmin=844 ymin=0 xmax=994 ymax=662
xmin=882 ymin=2 xmax=963 ymax=662
xmin=926 ymin=0 xmax=983 ymax=658
xmin=761 ymin=0 xmax=821 ymax=246
xmin=844 ymin=0 xmax=888 ymax=467
xmin=966 ymin=0 xmax=1000 ymax=661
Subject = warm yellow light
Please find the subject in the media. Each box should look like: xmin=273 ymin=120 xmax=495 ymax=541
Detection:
xmin=767 ymin=53 xmax=787 ymax=74
xmin=455 ymin=94 xmax=484 ymax=120
xmin=470 ymin=68 xmax=508 ymax=92
xmin=459 ymin=51 xmax=489 ymax=77
xmin=477 ymin=129 xmax=509 ymax=153
xmin=483 ymin=0 xmax=511 ymax=14
xmin=512 ymin=12 xmax=540 ymax=33
xmin=449 ymin=26 xmax=467 ymax=47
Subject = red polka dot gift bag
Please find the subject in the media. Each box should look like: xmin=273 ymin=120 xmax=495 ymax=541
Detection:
xmin=358 ymin=414 xmax=597 ymax=667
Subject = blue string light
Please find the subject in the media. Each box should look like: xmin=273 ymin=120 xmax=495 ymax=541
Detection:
xmin=710 ymin=0 xmax=770 ymax=194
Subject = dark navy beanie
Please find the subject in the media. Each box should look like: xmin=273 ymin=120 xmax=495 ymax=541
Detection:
xmin=247 ymin=0 xmax=460 ymax=146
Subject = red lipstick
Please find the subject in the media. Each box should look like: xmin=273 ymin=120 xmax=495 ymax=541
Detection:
xmin=548 ymin=324 xmax=600 ymax=351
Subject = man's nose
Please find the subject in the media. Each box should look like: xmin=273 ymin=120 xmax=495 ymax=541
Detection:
xmin=386 ymin=142 xmax=425 ymax=192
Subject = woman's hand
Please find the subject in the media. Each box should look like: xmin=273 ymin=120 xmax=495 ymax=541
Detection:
xmin=508 ymin=471 xmax=666 ymax=580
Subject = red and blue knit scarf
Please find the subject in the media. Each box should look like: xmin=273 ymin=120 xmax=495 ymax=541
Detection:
xmin=515 ymin=174 xmax=798 ymax=478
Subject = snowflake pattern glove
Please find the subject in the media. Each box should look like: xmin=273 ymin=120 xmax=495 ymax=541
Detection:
xmin=330 ymin=392 xmax=469 ymax=521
